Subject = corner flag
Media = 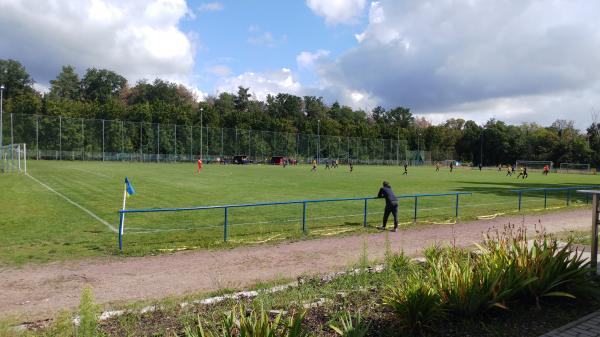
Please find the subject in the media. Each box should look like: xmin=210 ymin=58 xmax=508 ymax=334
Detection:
xmin=125 ymin=177 xmax=135 ymax=196
xmin=119 ymin=177 xmax=136 ymax=250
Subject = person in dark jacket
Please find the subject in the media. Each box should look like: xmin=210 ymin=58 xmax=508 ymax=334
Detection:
xmin=377 ymin=181 xmax=399 ymax=232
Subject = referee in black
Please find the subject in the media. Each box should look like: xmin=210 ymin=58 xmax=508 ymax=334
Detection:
xmin=377 ymin=181 xmax=399 ymax=232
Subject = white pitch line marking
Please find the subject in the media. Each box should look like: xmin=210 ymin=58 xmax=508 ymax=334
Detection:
xmin=26 ymin=173 xmax=118 ymax=233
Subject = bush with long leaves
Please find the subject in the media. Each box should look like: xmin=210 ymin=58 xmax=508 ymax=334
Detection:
xmin=181 ymin=305 xmax=308 ymax=337
xmin=329 ymin=311 xmax=369 ymax=337
xmin=384 ymin=274 xmax=443 ymax=334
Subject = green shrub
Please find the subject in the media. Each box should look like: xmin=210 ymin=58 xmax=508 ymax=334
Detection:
xmin=385 ymin=251 xmax=412 ymax=276
xmin=181 ymin=305 xmax=308 ymax=337
xmin=427 ymin=249 xmax=507 ymax=316
xmin=480 ymin=226 xmax=600 ymax=307
xmin=384 ymin=274 xmax=442 ymax=334
xmin=328 ymin=312 xmax=369 ymax=337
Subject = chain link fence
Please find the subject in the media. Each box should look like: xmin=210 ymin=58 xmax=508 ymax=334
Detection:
xmin=2 ymin=113 xmax=444 ymax=165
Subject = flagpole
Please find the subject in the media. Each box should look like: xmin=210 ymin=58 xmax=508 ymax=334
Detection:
xmin=119 ymin=185 xmax=127 ymax=250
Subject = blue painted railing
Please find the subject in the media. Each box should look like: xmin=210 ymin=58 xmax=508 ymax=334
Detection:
xmin=118 ymin=191 xmax=472 ymax=250
xmin=511 ymin=185 xmax=600 ymax=211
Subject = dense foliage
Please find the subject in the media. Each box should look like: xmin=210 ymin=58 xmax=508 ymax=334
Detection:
xmin=1 ymin=59 xmax=598 ymax=166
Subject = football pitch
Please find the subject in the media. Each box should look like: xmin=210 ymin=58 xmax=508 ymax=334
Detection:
xmin=1 ymin=160 xmax=598 ymax=266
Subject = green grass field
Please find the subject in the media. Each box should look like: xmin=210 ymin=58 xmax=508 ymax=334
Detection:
xmin=1 ymin=160 xmax=598 ymax=266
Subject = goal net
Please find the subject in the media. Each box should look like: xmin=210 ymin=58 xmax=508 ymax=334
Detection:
xmin=515 ymin=160 xmax=553 ymax=171
xmin=559 ymin=163 xmax=591 ymax=174
xmin=441 ymin=159 xmax=456 ymax=167
xmin=0 ymin=143 xmax=27 ymax=173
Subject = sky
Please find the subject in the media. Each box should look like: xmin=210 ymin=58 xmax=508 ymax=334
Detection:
xmin=1 ymin=0 xmax=600 ymax=129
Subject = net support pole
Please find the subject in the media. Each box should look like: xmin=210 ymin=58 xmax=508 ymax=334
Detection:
xmin=414 ymin=196 xmax=418 ymax=222
xmin=518 ymin=192 xmax=522 ymax=211
xmin=302 ymin=202 xmax=307 ymax=233
xmin=81 ymin=118 xmax=84 ymax=160
xmin=23 ymin=143 xmax=26 ymax=173
xmin=17 ymin=143 xmax=21 ymax=171
xmin=455 ymin=194 xmax=460 ymax=218
xmin=567 ymin=189 xmax=571 ymax=206
xmin=363 ymin=199 xmax=368 ymax=227
xmin=102 ymin=119 xmax=105 ymax=162
xmin=224 ymin=207 xmax=229 ymax=242
xmin=36 ymin=115 xmax=39 ymax=160
xmin=592 ymin=194 xmax=599 ymax=272
xmin=59 ymin=116 xmax=62 ymax=160
xmin=544 ymin=190 xmax=547 ymax=209
xmin=10 ymin=113 xmax=13 ymax=163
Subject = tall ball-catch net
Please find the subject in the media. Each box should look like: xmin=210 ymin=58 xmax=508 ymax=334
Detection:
xmin=559 ymin=163 xmax=591 ymax=174
xmin=0 ymin=143 xmax=27 ymax=173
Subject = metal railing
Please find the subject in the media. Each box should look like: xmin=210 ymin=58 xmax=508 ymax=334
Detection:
xmin=511 ymin=185 xmax=600 ymax=211
xmin=118 ymin=192 xmax=472 ymax=250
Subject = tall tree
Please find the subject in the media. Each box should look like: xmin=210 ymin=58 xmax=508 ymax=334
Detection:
xmin=49 ymin=65 xmax=81 ymax=100
xmin=81 ymin=68 xmax=127 ymax=104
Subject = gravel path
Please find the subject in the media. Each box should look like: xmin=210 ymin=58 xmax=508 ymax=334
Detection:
xmin=0 ymin=208 xmax=592 ymax=321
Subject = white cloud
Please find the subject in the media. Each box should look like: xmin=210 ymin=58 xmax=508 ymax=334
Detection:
xmin=296 ymin=50 xmax=330 ymax=69
xmin=247 ymin=30 xmax=287 ymax=48
xmin=198 ymin=2 xmax=223 ymax=12
xmin=217 ymin=68 xmax=302 ymax=101
xmin=0 ymin=0 xmax=194 ymax=86
xmin=207 ymin=65 xmax=232 ymax=77
xmin=316 ymin=0 xmax=600 ymax=127
xmin=306 ymin=0 xmax=367 ymax=25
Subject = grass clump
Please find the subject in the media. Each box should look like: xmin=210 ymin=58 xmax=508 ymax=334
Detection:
xmin=180 ymin=304 xmax=308 ymax=337
xmin=384 ymin=224 xmax=600 ymax=335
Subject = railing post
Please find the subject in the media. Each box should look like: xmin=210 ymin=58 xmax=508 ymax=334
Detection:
xmin=544 ymin=190 xmax=547 ymax=209
xmin=586 ymin=193 xmax=590 ymax=204
xmin=566 ymin=189 xmax=571 ymax=206
xmin=455 ymin=194 xmax=459 ymax=218
xmin=363 ymin=198 xmax=368 ymax=227
xmin=591 ymin=194 xmax=599 ymax=272
xmin=224 ymin=207 xmax=229 ymax=242
xmin=413 ymin=196 xmax=418 ymax=222
xmin=518 ymin=192 xmax=522 ymax=211
xmin=302 ymin=202 xmax=307 ymax=233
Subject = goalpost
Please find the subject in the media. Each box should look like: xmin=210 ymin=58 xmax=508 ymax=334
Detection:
xmin=0 ymin=143 xmax=27 ymax=173
xmin=559 ymin=163 xmax=592 ymax=174
xmin=515 ymin=160 xmax=552 ymax=171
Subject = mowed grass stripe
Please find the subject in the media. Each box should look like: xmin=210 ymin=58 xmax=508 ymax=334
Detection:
xmin=1 ymin=160 xmax=598 ymax=266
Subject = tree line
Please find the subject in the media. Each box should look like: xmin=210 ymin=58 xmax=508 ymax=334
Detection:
xmin=1 ymin=58 xmax=599 ymax=166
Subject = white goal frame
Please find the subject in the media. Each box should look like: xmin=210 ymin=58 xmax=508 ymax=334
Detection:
xmin=515 ymin=160 xmax=553 ymax=170
xmin=0 ymin=143 xmax=27 ymax=173
xmin=559 ymin=163 xmax=591 ymax=174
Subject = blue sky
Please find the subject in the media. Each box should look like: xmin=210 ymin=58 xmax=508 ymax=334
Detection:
xmin=183 ymin=0 xmax=365 ymax=90
xmin=2 ymin=0 xmax=600 ymax=129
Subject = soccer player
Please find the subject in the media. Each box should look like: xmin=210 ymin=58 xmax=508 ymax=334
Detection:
xmin=506 ymin=166 xmax=512 ymax=176
xmin=543 ymin=165 xmax=549 ymax=175
xmin=349 ymin=162 xmax=353 ymax=173
xmin=478 ymin=163 xmax=483 ymax=171
xmin=436 ymin=162 xmax=440 ymax=172
xmin=377 ymin=181 xmax=399 ymax=232
xmin=197 ymin=158 xmax=203 ymax=173
xmin=311 ymin=159 xmax=317 ymax=172
xmin=325 ymin=160 xmax=330 ymax=170
xmin=403 ymin=163 xmax=408 ymax=175
xmin=450 ymin=161 xmax=454 ymax=172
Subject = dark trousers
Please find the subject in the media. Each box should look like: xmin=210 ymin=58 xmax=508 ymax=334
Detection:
xmin=383 ymin=202 xmax=399 ymax=229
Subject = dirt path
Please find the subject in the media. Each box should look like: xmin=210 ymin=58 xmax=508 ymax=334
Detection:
xmin=0 ymin=209 xmax=592 ymax=321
